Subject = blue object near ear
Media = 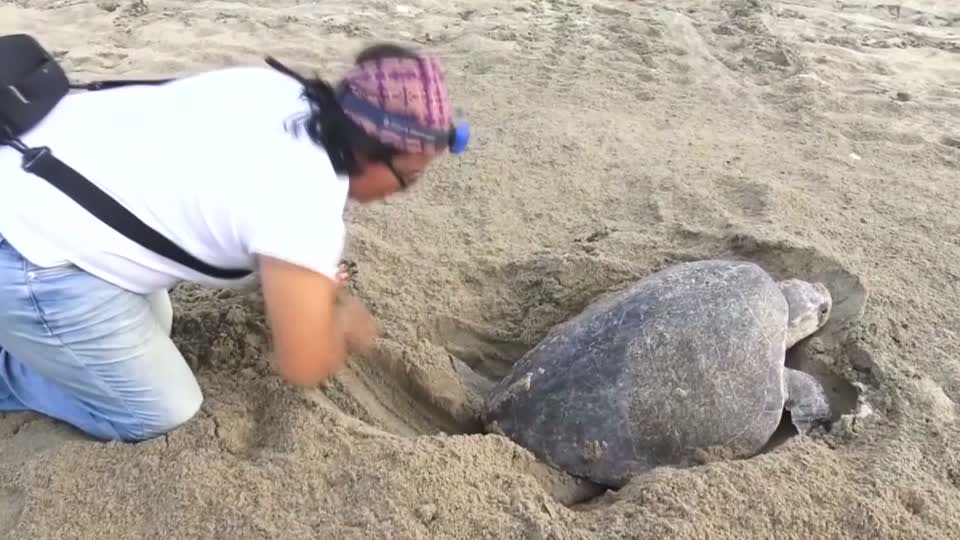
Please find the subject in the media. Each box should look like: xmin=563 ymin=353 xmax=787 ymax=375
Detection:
xmin=450 ymin=121 xmax=470 ymax=154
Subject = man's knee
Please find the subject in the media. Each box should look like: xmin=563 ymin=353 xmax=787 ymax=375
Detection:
xmin=128 ymin=380 xmax=204 ymax=441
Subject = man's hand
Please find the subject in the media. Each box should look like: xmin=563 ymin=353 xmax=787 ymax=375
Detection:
xmin=334 ymin=262 xmax=351 ymax=289
xmin=331 ymin=260 xmax=378 ymax=353
xmin=336 ymin=293 xmax=379 ymax=354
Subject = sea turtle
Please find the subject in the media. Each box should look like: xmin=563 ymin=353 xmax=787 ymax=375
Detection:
xmin=480 ymin=258 xmax=834 ymax=488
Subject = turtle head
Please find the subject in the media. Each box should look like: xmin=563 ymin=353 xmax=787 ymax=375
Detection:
xmin=778 ymin=279 xmax=832 ymax=348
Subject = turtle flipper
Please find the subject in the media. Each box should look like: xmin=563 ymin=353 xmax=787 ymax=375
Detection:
xmin=784 ymin=368 xmax=832 ymax=434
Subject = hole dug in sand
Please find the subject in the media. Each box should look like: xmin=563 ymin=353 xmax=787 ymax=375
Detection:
xmin=441 ymin=233 xmax=872 ymax=498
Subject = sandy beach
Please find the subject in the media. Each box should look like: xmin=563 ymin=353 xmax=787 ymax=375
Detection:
xmin=1 ymin=0 xmax=959 ymax=538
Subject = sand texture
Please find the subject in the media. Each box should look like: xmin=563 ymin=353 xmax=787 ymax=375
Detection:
xmin=2 ymin=0 xmax=959 ymax=538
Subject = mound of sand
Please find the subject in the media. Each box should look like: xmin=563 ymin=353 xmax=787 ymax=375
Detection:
xmin=2 ymin=0 xmax=959 ymax=538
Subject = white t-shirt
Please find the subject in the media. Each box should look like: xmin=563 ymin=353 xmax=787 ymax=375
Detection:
xmin=0 ymin=65 xmax=349 ymax=294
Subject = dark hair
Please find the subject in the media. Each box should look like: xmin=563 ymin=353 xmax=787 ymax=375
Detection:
xmin=285 ymin=43 xmax=422 ymax=177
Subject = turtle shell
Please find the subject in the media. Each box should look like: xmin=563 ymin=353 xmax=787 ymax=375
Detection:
xmin=481 ymin=259 xmax=789 ymax=487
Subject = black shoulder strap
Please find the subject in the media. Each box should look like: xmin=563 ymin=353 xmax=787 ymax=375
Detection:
xmin=2 ymin=134 xmax=252 ymax=280
xmin=71 ymin=78 xmax=175 ymax=91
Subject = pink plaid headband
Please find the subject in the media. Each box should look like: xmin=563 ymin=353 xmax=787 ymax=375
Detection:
xmin=336 ymin=54 xmax=455 ymax=155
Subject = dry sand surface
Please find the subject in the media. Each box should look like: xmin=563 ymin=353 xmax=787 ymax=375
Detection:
xmin=2 ymin=0 xmax=960 ymax=538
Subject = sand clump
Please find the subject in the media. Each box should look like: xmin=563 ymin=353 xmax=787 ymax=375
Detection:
xmin=2 ymin=0 xmax=960 ymax=538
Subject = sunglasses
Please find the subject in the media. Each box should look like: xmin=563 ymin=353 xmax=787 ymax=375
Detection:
xmin=386 ymin=160 xmax=415 ymax=189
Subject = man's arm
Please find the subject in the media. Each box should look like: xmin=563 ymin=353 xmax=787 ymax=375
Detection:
xmin=258 ymin=254 xmax=348 ymax=386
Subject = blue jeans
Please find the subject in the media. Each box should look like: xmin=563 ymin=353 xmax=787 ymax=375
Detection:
xmin=0 ymin=236 xmax=203 ymax=441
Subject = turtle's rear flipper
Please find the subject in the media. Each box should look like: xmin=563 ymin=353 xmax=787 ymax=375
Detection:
xmin=784 ymin=368 xmax=833 ymax=434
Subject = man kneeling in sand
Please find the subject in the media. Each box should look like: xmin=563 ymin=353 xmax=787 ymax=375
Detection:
xmin=0 ymin=43 xmax=468 ymax=442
